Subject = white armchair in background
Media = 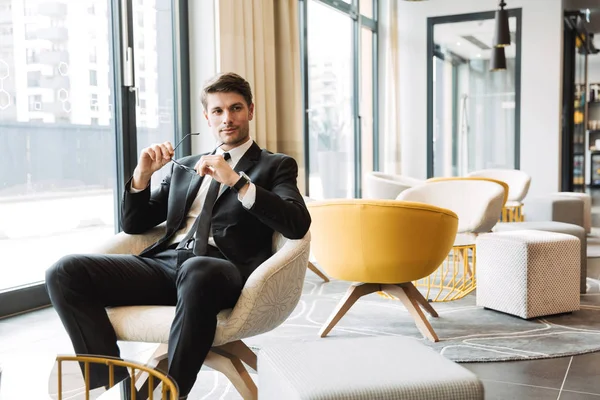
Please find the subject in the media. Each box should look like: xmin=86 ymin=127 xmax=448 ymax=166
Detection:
xmin=467 ymin=169 xmax=531 ymax=222
xmin=363 ymin=172 xmax=424 ymax=199
xmin=397 ymin=179 xmax=505 ymax=301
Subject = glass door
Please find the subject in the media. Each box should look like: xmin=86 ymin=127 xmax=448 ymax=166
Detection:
xmin=429 ymin=12 xmax=521 ymax=177
xmin=0 ymin=1 xmax=118 ymax=294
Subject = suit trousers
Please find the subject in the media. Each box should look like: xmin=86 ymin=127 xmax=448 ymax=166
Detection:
xmin=45 ymin=245 xmax=244 ymax=396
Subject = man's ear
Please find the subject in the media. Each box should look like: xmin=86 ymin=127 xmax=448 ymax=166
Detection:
xmin=248 ymin=103 xmax=254 ymax=121
xmin=204 ymin=110 xmax=210 ymax=125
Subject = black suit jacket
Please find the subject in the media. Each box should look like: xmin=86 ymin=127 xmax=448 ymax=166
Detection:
xmin=121 ymin=142 xmax=311 ymax=279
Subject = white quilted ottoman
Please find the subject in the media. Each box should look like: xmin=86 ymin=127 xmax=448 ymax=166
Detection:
xmin=476 ymin=230 xmax=580 ymax=319
xmin=258 ymin=337 xmax=484 ymax=400
xmin=493 ymin=221 xmax=587 ymax=294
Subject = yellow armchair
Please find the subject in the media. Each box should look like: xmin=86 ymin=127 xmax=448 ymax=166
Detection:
xmin=307 ymin=199 xmax=458 ymax=342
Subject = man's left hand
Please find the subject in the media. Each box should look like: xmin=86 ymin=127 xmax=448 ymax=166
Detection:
xmin=195 ymin=154 xmax=239 ymax=187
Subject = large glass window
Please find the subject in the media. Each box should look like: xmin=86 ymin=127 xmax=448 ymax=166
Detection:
xmin=302 ymin=0 xmax=378 ymax=199
xmin=306 ymin=0 xmax=354 ymax=199
xmin=0 ymin=0 xmax=117 ymax=292
xmin=0 ymin=0 xmax=189 ymax=316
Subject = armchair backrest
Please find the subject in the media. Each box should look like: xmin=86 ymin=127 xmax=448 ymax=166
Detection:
xmin=467 ymin=169 xmax=531 ymax=202
xmin=427 ymin=176 xmax=509 ymax=206
xmin=397 ymin=179 xmax=504 ymax=234
xmin=363 ymin=172 xmax=424 ymax=199
xmin=214 ymin=232 xmax=311 ymax=345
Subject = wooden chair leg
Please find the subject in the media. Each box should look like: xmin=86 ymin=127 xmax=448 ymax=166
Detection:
xmin=136 ymin=343 xmax=169 ymax=394
xmin=319 ymin=283 xmax=380 ymax=338
xmin=308 ymin=261 xmax=330 ymax=282
xmin=382 ymin=284 xmax=440 ymax=342
xmin=398 ymin=282 xmax=438 ymax=317
xmin=214 ymin=340 xmax=257 ymax=371
xmin=204 ymin=349 xmax=257 ymax=400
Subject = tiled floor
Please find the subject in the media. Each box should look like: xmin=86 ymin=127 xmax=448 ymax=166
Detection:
xmin=4 ymin=190 xmax=600 ymax=399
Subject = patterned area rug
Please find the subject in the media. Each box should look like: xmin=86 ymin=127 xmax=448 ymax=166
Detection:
xmin=243 ymin=273 xmax=600 ymax=363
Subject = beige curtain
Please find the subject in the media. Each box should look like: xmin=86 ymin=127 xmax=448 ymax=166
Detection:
xmin=379 ymin=0 xmax=401 ymax=174
xmin=217 ymin=0 xmax=305 ymax=192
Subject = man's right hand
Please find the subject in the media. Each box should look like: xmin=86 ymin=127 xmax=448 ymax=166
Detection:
xmin=131 ymin=142 xmax=175 ymax=190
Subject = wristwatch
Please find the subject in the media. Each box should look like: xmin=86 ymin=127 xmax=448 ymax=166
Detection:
xmin=232 ymin=171 xmax=251 ymax=193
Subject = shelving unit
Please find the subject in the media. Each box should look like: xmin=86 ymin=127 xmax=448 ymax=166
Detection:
xmin=587 ymin=83 xmax=600 ymax=187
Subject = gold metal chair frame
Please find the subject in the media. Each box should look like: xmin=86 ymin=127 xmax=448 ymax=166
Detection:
xmin=412 ymin=243 xmax=477 ymax=302
xmin=55 ymin=355 xmax=178 ymax=400
xmin=501 ymin=204 xmax=524 ymax=222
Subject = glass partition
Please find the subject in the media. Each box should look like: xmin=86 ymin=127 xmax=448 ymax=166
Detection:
xmin=427 ymin=10 xmax=521 ymax=178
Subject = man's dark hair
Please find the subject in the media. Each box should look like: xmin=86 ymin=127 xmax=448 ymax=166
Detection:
xmin=201 ymin=72 xmax=253 ymax=110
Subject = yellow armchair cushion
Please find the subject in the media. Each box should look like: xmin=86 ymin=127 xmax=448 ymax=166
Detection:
xmin=307 ymin=200 xmax=458 ymax=284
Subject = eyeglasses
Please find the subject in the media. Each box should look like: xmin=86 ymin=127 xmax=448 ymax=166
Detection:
xmin=170 ymin=132 xmax=200 ymax=174
xmin=170 ymin=133 xmax=224 ymax=175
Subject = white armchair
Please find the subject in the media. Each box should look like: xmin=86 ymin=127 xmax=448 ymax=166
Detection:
xmin=93 ymin=225 xmax=311 ymax=400
xmin=397 ymin=179 xmax=505 ymax=301
xmin=467 ymin=169 xmax=531 ymax=222
xmin=363 ymin=172 xmax=424 ymax=199
xmin=397 ymin=179 xmax=505 ymax=238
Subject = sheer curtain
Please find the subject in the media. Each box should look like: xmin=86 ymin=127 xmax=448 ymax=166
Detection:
xmin=216 ymin=0 xmax=305 ymax=192
xmin=378 ymin=0 xmax=401 ymax=174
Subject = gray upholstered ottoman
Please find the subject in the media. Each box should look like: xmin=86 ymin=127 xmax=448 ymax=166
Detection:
xmin=476 ymin=230 xmax=580 ymax=319
xmin=553 ymin=192 xmax=592 ymax=234
xmin=493 ymin=221 xmax=587 ymax=293
xmin=523 ymin=195 xmax=584 ymax=229
xmin=258 ymin=336 xmax=484 ymax=400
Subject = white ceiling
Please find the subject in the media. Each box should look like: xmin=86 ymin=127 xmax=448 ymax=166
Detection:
xmin=434 ymin=17 xmax=518 ymax=61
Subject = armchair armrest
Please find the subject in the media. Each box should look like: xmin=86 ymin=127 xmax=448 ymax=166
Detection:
xmin=90 ymin=223 xmax=167 ymax=255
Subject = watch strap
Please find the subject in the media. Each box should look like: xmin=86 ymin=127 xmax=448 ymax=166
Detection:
xmin=232 ymin=172 xmax=250 ymax=193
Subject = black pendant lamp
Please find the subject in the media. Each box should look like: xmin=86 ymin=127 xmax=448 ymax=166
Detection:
xmin=490 ymin=47 xmax=507 ymax=71
xmin=493 ymin=1 xmax=511 ymax=47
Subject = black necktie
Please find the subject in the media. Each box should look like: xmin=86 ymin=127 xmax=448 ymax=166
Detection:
xmin=177 ymin=152 xmax=231 ymax=255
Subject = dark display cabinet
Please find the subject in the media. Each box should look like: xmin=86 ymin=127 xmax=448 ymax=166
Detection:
xmin=562 ymin=12 xmax=589 ymax=192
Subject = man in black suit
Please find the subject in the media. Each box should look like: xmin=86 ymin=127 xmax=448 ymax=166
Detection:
xmin=45 ymin=72 xmax=311 ymax=398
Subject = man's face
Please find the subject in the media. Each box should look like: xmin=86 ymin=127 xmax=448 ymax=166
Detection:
xmin=204 ymin=92 xmax=254 ymax=150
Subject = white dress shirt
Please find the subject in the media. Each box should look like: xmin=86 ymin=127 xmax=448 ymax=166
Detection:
xmin=130 ymin=138 xmax=256 ymax=248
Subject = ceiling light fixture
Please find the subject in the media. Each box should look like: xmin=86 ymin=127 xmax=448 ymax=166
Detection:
xmin=493 ymin=0 xmax=511 ymax=48
xmin=490 ymin=47 xmax=507 ymax=71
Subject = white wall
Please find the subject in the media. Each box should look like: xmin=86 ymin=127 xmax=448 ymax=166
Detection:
xmin=395 ymin=0 xmax=564 ymax=197
xmin=188 ymin=0 xmax=219 ymax=154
